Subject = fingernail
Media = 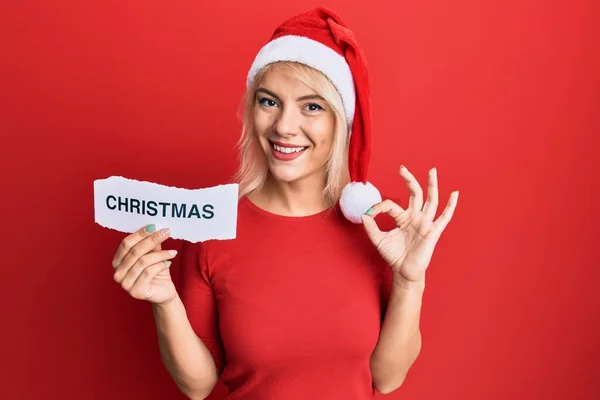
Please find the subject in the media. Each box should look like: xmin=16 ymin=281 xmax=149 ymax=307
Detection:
xmin=165 ymin=261 xmax=171 ymax=266
xmin=400 ymin=165 xmax=405 ymax=171
xmin=168 ymin=250 xmax=177 ymax=256
xmin=145 ymin=224 xmax=156 ymax=233
xmin=365 ymin=207 xmax=374 ymax=215
xmin=158 ymin=228 xmax=170 ymax=237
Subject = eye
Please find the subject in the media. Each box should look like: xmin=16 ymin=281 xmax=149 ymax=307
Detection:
xmin=305 ymin=103 xmax=324 ymax=112
xmin=258 ymin=97 xmax=277 ymax=107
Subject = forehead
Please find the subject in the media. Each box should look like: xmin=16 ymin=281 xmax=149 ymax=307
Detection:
xmin=257 ymin=64 xmax=318 ymax=96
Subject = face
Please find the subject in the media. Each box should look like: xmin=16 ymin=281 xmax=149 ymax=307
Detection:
xmin=253 ymin=65 xmax=336 ymax=186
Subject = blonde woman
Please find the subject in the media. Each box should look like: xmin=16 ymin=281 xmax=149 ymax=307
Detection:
xmin=111 ymin=7 xmax=459 ymax=399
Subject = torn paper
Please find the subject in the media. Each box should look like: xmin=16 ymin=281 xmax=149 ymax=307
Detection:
xmin=94 ymin=176 xmax=238 ymax=242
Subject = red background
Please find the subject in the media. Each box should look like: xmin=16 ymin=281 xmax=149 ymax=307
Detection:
xmin=1 ymin=0 xmax=598 ymax=399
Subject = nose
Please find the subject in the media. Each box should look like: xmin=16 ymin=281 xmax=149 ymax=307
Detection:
xmin=273 ymin=105 xmax=301 ymax=138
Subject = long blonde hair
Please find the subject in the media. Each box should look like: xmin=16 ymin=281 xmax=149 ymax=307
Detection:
xmin=232 ymin=61 xmax=350 ymax=208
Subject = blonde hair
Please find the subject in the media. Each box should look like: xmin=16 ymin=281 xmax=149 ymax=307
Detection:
xmin=232 ymin=61 xmax=350 ymax=208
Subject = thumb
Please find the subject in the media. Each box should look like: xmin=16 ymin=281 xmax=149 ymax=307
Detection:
xmin=361 ymin=214 xmax=384 ymax=245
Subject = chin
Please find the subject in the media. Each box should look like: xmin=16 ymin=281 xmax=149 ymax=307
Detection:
xmin=268 ymin=165 xmax=306 ymax=183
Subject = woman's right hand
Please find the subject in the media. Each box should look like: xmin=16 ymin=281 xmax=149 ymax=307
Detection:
xmin=112 ymin=224 xmax=178 ymax=305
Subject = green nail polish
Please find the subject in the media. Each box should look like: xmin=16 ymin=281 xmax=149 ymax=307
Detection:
xmin=145 ymin=224 xmax=156 ymax=233
xmin=365 ymin=207 xmax=374 ymax=215
xmin=165 ymin=261 xmax=171 ymax=266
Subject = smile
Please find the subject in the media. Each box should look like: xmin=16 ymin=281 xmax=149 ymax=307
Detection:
xmin=269 ymin=140 xmax=309 ymax=161
xmin=272 ymin=144 xmax=308 ymax=153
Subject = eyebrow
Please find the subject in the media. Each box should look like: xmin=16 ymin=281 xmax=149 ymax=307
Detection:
xmin=256 ymin=88 xmax=325 ymax=102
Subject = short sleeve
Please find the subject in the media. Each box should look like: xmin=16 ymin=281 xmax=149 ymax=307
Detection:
xmin=179 ymin=241 xmax=226 ymax=375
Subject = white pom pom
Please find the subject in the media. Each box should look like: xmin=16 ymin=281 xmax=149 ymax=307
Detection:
xmin=339 ymin=181 xmax=382 ymax=224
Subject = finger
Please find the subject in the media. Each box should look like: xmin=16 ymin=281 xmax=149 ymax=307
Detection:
xmin=365 ymin=199 xmax=406 ymax=226
xmin=118 ymin=249 xmax=177 ymax=290
xmin=399 ymin=166 xmax=424 ymax=211
xmin=361 ymin=214 xmax=385 ymax=245
xmin=431 ymin=191 xmax=459 ymax=238
xmin=112 ymin=224 xmax=158 ymax=269
xmin=114 ymin=228 xmax=171 ymax=282
xmin=129 ymin=261 xmax=172 ymax=301
xmin=422 ymin=167 xmax=439 ymax=221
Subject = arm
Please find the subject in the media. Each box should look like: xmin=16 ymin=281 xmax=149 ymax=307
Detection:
xmin=365 ymin=167 xmax=459 ymax=394
xmin=370 ymin=273 xmax=424 ymax=395
xmin=153 ymin=294 xmax=219 ymax=400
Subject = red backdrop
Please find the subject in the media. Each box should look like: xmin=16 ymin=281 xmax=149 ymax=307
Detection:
xmin=1 ymin=0 xmax=598 ymax=399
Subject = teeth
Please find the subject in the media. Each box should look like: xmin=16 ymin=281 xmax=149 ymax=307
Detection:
xmin=273 ymin=144 xmax=306 ymax=154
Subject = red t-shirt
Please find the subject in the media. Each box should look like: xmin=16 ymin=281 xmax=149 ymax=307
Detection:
xmin=179 ymin=196 xmax=394 ymax=399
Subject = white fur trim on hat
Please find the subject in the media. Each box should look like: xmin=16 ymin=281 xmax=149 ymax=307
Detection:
xmin=246 ymin=35 xmax=356 ymax=126
xmin=339 ymin=181 xmax=382 ymax=224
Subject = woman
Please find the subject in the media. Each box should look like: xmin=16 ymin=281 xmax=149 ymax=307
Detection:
xmin=111 ymin=7 xmax=459 ymax=400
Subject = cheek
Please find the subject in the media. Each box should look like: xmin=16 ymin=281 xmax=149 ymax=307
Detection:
xmin=253 ymin=109 xmax=273 ymax=136
xmin=253 ymin=117 xmax=274 ymax=151
xmin=308 ymin=119 xmax=335 ymax=150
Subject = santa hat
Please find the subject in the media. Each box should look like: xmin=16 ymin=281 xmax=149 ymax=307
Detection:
xmin=246 ymin=7 xmax=382 ymax=224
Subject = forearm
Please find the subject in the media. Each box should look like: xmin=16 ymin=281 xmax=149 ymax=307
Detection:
xmin=153 ymin=294 xmax=219 ymax=400
xmin=370 ymin=274 xmax=425 ymax=394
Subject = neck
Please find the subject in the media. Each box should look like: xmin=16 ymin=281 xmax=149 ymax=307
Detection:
xmin=250 ymin=172 xmax=329 ymax=217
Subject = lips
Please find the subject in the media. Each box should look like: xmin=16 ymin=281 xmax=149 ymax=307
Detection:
xmin=269 ymin=140 xmax=309 ymax=161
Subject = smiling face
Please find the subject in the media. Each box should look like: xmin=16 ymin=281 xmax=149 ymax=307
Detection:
xmin=252 ymin=63 xmax=337 ymax=186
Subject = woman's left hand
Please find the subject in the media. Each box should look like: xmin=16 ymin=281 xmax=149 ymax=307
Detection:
xmin=362 ymin=166 xmax=459 ymax=285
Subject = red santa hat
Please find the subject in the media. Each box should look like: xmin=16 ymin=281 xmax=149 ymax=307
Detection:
xmin=246 ymin=7 xmax=382 ymax=224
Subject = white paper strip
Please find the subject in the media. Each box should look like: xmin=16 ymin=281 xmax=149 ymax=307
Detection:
xmin=94 ymin=176 xmax=238 ymax=242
